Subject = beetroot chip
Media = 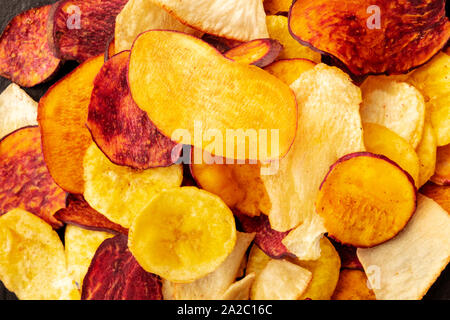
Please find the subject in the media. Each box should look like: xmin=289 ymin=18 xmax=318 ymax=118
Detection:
xmin=54 ymin=194 xmax=128 ymax=235
xmin=82 ymin=234 xmax=163 ymax=300
xmin=235 ymin=212 xmax=293 ymax=259
xmin=87 ymin=51 xmax=179 ymax=169
xmin=0 ymin=5 xmax=61 ymax=87
xmin=328 ymin=238 xmax=363 ymax=270
xmin=48 ymin=0 xmax=128 ymax=62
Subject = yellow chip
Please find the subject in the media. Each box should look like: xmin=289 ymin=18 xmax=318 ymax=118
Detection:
xmin=431 ymin=143 xmax=450 ymax=185
xmin=264 ymin=58 xmax=316 ymax=85
xmin=416 ymin=119 xmax=437 ymax=187
xmin=83 ymin=143 xmax=183 ymax=228
xmin=0 ymin=209 xmax=80 ymax=300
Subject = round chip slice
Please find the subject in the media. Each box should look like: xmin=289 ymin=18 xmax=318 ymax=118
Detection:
xmin=129 ymin=187 xmax=236 ymax=283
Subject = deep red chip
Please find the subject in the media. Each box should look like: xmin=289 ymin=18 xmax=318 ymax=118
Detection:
xmin=328 ymin=238 xmax=363 ymax=270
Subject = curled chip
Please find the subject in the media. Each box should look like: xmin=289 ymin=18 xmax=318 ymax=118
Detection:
xmin=82 ymin=234 xmax=163 ymax=300
xmin=331 ymin=269 xmax=376 ymax=300
xmin=65 ymin=225 xmax=113 ymax=287
xmin=0 ymin=126 xmax=66 ymax=228
xmin=264 ymin=58 xmax=316 ymax=85
xmin=420 ymin=182 xmax=449 ymax=213
xmin=129 ymin=31 xmax=297 ymax=162
xmin=87 ymin=51 xmax=179 ymax=170
xmin=0 ymin=83 xmax=37 ymax=140
xmin=83 ymin=143 xmax=183 ymax=229
xmin=431 ymin=144 xmax=450 ymax=186
xmin=317 ymin=152 xmax=417 ymax=248
xmin=0 ymin=5 xmax=60 ymax=87
xmin=0 ymin=209 xmax=79 ymax=300
xmin=38 ymin=55 xmax=104 ymax=194
xmin=416 ymin=119 xmax=437 ymax=188
xmin=288 ymin=0 xmax=450 ymax=75
xmin=48 ymin=0 xmax=129 ymax=62
xmin=235 ymin=212 xmax=292 ymax=259
xmin=202 ymin=34 xmax=243 ymax=53
xmin=129 ymin=187 xmax=237 ymax=283
xmin=223 ymin=39 xmax=282 ymax=68
xmin=54 ymin=194 xmax=128 ymax=235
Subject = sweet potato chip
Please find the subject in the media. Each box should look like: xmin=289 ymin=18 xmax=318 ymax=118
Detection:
xmin=360 ymin=77 xmax=426 ymax=148
xmin=105 ymin=37 xmax=115 ymax=61
xmin=38 ymin=55 xmax=104 ymax=194
xmin=235 ymin=212 xmax=291 ymax=259
xmin=224 ymin=39 xmax=282 ymax=68
xmin=129 ymin=187 xmax=236 ymax=283
xmin=317 ymin=152 xmax=417 ymax=248
xmin=221 ymin=273 xmax=255 ymax=300
xmin=87 ymin=51 xmax=179 ymax=169
xmin=289 ymin=0 xmax=450 ymax=75
xmin=151 ymin=0 xmax=268 ymax=41
xmin=264 ymin=0 xmax=292 ymax=14
xmin=83 ymin=143 xmax=183 ymax=228
xmin=65 ymin=225 xmax=114 ymax=287
xmin=202 ymin=34 xmax=243 ymax=53
xmin=266 ymin=15 xmax=321 ymax=62
xmin=363 ymin=122 xmax=420 ymax=186
xmin=163 ymin=232 xmax=254 ymax=299
xmin=261 ymin=64 xmax=364 ymax=259
xmin=330 ymin=240 xmax=363 ymax=270
xmin=264 ymin=58 xmax=316 ymax=85
xmin=357 ymin=195 xmax=450 ymax=300
xmin=431 ymin=144 xmax=450 ymax=185
xmin=416 ymin=119 xmax=437 ymax=187
xmin=0 ymin=5 xmax=60 ymax=87
xmin=54 ymin=194 xmax=128 ymax=235
xmin=420 ymin=182 xmax=450 ymax=213
xmin=115 ymin=0 xmax=202 ymax=53
xmin=48 ymin=0 xmax=129 ymax=62
xmin=129 ymin=31 xmax=297 ymax=162
xmin=82 ymin=234 xmax=162 ymax=300
xmin=0 ymin=126 xmax=65 ymax=228
xmin=331 ymin=269 xmax=375 ymax=300
xmin=0 ymin=83 xmax=37 ymax=140
xmin=0 ymin=209 xmax=79 ymax=300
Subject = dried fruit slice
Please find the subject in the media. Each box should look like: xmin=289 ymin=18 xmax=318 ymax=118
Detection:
xmin=0 ymin=5 xmax=60 ymax=87
xmin=289 ymin=0 xmax=450 ymax=75
xmin=224 ymin=39 xmax=282 ymax=68
xmin=129 ymin=187 xmax=236 ymax=283
xmin=360 ymin=77 xmax=426 ymax=148
xmin=420 ymin=182 xmax=450 ymax=213
xmin=129 ymin=31 xmax=297 ymax=161
xmin=221 ymin=273 xmax=255 ymax=300
xmin=87 ymin=51 xmax=179 ymax=169
xmin=317 ymin=152 xmax=417 ymax=248
xmin=266 ymin=15 xmax=321 ymax=62
xmin=82 ymin=234 xmax=162 ymax=300
xmin=83 ymin=143 xmax=183 ymax=229
xmin=115 ymin=0 xmax=201 ymax=53
xmin=261 ymin=64 xmax=364 ymax=259
xmin=431 ymin=144 xmax=450 ymax=185
xmin=38 ymin=55 xmax=104 ymax=194
xmin=152 ymin=0 xmax=268 ymax=41
xmin=331 ymin=269 xmax=376 ymax=300
xmin=0 ymin=126 xmax=66 ymax=228
xmin=251 ymin=259 xmax=312 ymax=300
xmin=0 ymin=209 xmax=79 ymax=300
xmin=264 ymin=0 xmax=292 ymax=14
xmin=357 ymin=195 xmax=450 ymax=300
xmin=416 ymin=119 xmax=437 ymax=188
xmin=363 ymin=122 xmax=420 ymax=187
xmin=65 ymin=225 xmax=113 ymax=287
xmin=264 ymin=58 xmax=316 ymax=85
xmin=0 ymin=83 xmax=37 ymax=139
xmin=48 ymin=0 xmax=129 ymax=62
xmin=54 ymin=194 xmax=128 ymax=235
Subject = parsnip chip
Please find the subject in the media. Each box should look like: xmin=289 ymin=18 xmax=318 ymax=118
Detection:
xmin=115 ymin=0 xmax=202 ymax=53
xmin=164 ymin=232 xmax=254 ymax=299
xmin=65 ymin=225 xmax=114 ymax=287
xmin=264 ymin=58 xmax=316 ymax=85
xmin=221 ymin=273 xmax=255 ymax=300
xmin=357 ymin=195 xmax=450 ymax=300
xmin=0 ymin=83 xmax=37 ymax=139
xmin=431 ymin=143 xmax=450 ymax=186
xmin=416 ymin=119 xmax=437 ymax=187
xmin=151 ymin=0 xmax=268 ymax=41
xmin=83 ymin=143 xmax=183 ymax=228
xmin=261 ymin=64 xmax=364 ymax=259
xmin=251 ymin=259 xmax=312 ymax=300
xmin=331 ymin=269 xmax=376 ymax=300
xmin=247 ymin=244 xmax=271 ymax=277
xmin=266 ymin=15 xmax=321 ymax=62
xmin=0 ymin=209 xmax=79 ymax=300
xmin=129 ymin=187 xmax=237 ymax=283
xmin=420 ymin=182 xmax=450 ymax=213
xmin=360 ymin=77 xmax=426 ymax=148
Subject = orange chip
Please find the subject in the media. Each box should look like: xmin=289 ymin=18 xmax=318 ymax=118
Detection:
xmin=264 ymin=58 xmax=316 ymax=85
xmin=331 ymin=269 xmax=376 ymax=300
xmin=224 ymin=39 xmax=282 ymax=68
xmin=420 ymin=182 xmax=450 ymax=213
xmin=431 ymin=144 xmax=450 ymax=186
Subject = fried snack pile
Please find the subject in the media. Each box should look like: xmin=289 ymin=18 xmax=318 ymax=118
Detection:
xmin=0 ymin=0 xmax=449 ymax=300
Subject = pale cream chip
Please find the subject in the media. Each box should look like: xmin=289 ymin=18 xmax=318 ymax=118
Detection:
xmin=221 ymin=273 xmax=255 ymax=300
xmin=357 ymin=195 xmax=450 ymax=300
xmin=0 ymin=83 xmax=37 ymax=139
xmin=152 ymin=0 xmax=268 ymax=41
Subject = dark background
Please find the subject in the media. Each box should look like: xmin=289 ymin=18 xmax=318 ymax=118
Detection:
xmin=0 ymin=0 xmax=449 ymax=300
